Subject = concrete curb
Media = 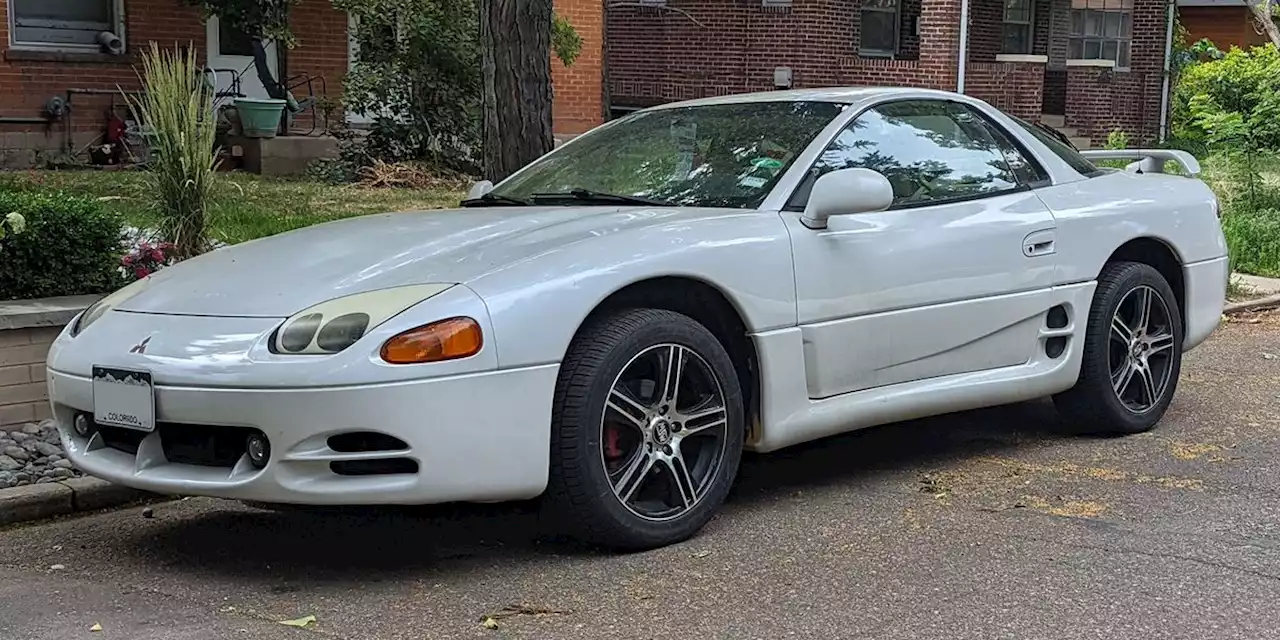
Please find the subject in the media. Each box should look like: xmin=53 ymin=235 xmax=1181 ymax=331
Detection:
xmin=1224 ymin=293 xmax=1280 ymax=315
xmin=0 ymin=477 xmax=161 ymax=527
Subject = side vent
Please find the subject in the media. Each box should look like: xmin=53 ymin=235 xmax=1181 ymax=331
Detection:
xmin=1046 ymin=304 xmax=1069 ymax=329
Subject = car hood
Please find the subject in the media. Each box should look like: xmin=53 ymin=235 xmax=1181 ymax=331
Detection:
xmin=115 ymin=205 xmax=710 ymax=317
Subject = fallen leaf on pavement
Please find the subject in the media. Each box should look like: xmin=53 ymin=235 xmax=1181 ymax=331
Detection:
xmin=691 ymin=550 xmax=712 ymax=558
xmin=90 ymin=623 xmax=102 ymax=632
xmin=278 ymin=615 xmax=316 ymax=628
xmin=480 ymin=617 xmax=500 ymax=630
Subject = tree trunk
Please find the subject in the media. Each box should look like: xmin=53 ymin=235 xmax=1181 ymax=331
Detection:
xmin=480 ymin=0 xmax=555 ymax=182
xmin=1248 ymin=2 xmax=1280 ymax=47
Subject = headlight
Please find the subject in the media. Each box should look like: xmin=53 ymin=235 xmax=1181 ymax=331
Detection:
xmin=71 ymin=277 xmax=153 ymax=337
xmin=270 ymin=283 xmax=454 ymax=355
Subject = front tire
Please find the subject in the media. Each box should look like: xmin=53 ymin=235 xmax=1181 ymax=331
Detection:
xmin=1053 ymin=261 xmax=1184 ymax=435
xmin=544 ymin=308 xmax=745 ymax=551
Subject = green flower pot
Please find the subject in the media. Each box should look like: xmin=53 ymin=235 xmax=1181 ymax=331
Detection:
xmin=234 ymin=98 xmax=286 ymax=138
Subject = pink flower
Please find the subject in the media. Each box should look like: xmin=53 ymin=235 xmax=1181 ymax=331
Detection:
xmin=134 ymin=266 xmax=150 ymax=279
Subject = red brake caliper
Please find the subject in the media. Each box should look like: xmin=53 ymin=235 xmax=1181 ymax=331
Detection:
xmin=604 ymin=424 xmax=624 ymax=461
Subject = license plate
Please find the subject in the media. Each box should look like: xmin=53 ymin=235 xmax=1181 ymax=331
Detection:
xmin=92 ymin=366 xmax=156 ymax=432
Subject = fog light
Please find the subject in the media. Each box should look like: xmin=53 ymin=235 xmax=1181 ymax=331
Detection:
xmin=246 ymin=432 xmax=271 ymax=468
xmin=73 ymin=413 xmax=96 ymax=438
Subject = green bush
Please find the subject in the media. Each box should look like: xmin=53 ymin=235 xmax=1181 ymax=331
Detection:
xmin=1173 ymin=45 xmax=1280 ymax=149
xmin=0 ymin=190 xmax=126 ymax=301
xmin=1223 ymin=208 xmax=1280 ymax=277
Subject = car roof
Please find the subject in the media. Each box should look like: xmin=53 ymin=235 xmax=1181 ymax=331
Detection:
xmin=643 ymin=86 xmax=969 ymax=111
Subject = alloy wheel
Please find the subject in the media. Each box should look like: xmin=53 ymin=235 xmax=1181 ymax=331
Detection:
xmin=600 ymin=344 xmax=729 ymax=521
xmin=1108 ymin=285 xmax=1177 ymax=413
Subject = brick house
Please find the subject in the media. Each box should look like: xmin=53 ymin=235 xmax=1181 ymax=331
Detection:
xmin=604 ymin=0 xmax=1180 ymax=148
xmin=0 ymin=0 xmax=1184 ymax=165
xmin=1177 ymin=0 xmax=1269 ymax=50
xmin=0 ymin=0 xmax=603 ymax=167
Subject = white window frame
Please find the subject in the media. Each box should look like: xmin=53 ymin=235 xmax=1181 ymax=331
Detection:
xmin=1002 ymin=0 xmax=1035 ymax=55
xmin=8 ymin=0 xmax=126 ymax=52
xmin=859 ymin=0 xmax=901 ymax=58
xmin=1068 ymin=0 xmax=1133 ymax=70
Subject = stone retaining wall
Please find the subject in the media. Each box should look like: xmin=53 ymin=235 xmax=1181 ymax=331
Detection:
xmin=0 ymin=296 xmax=101 ymax=430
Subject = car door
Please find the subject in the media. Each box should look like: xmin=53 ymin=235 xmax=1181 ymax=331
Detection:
xmin=782 ymin=98 xmax=1060 ymax=399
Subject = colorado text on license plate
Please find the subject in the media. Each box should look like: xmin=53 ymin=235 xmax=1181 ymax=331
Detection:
xmin=92 ymin=366 xmax=156 ymax=432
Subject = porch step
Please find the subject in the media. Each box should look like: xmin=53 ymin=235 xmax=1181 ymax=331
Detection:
xmin=1068 ymin=136 xmax=1092 ymax=150
xmin=1040 ymin=114 xmax=1065 ymax=129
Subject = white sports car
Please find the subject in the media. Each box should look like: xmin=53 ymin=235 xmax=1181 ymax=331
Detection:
xmin=48 ymin=87 xmax=1227 ymax=550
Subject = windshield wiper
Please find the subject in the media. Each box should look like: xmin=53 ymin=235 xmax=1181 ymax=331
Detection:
xmin=460 ymin=192 xmax=530 ymax=207
xmin=530 ymin=188 xmax=671 ymax=206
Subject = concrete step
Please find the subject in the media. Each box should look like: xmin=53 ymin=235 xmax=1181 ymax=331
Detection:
xmin=1068 ymin=136 xmax=1092 ymax=150
xmin=1040 ymin=114 xmax=1065 ymax=128
xmin=1055 ymin=126 xmax=1078 ymax=138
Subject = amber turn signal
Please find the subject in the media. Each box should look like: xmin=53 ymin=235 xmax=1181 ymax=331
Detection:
xmin=380 ymin=317 xmax=482 ymax=364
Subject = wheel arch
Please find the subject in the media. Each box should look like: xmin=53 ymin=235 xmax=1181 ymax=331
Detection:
xmin=1102 ymin=236 xmax=1186 ymax=328
xmin=569 ymin=276 xmax=763 ymax=441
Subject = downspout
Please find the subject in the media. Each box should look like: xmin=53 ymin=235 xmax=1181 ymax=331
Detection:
xmin=957 ymin=0 xmax=970 ymax=93
xmin=1157 ymin=0 xmax=1175 ymax=141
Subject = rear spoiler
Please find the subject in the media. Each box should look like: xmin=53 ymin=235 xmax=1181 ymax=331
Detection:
xmin=1078 ymin=149 xmax=1201 ymax=178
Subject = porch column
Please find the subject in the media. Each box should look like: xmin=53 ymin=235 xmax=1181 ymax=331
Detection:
xmin=917 ymin=0 xmax=964 ymax=90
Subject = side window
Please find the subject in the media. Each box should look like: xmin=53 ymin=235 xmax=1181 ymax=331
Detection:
xmin=961 ymin=107 xmax=1052 ymax=186
xmin=1009 ymin=115 xmax=1103 ymax=178
xmin=787 ymin=100 xmax=1026 ymax=211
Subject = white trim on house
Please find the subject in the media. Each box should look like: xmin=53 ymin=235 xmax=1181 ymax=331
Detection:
xmin=1065 ymin=58 xmax=1118 ymax=67
xmin=995 ymin=53 xmax=1049 ymax=63
xmin=1174 ymin=0 xmax=1245 ymax=6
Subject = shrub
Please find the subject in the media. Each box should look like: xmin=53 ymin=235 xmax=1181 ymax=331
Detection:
xmin=0 ymin=190 xmax=126 ymax=301
xmin=1173 ymin=45 xmax=1280 ymax=149
xmin=1222 ymin=207 xmax=1280 ymax=277
xmin=126 ymin=42 xmax=219 ymax=259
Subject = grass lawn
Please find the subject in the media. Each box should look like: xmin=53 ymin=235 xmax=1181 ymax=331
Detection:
xmin=0 ymin=169 xmax=467 ymax=245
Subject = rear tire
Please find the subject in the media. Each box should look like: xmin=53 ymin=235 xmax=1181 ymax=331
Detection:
xmin=544 ymin=308 xmax=744 ymax=551
xmin=1053 ymin=261 xmax=1184 ymax=435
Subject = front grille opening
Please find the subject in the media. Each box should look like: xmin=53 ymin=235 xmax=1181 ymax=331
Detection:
xmin=330 ymin=458 xmax=419 ymax=476
xmin=100 ymin=425 xmax=147 ymax=455
xmin=160 ymin=423 xmax=256 ymax=467
xmin=327 ymin=432 xmax=409 ymax=453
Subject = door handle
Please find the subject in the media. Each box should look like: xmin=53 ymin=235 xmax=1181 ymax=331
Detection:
xmin=1023 ymin=230 xmax=1056 ymax=257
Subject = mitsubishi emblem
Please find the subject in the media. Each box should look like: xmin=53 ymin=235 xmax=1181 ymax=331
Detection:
xmin=129 ymin=336 xmax=152 ymax=354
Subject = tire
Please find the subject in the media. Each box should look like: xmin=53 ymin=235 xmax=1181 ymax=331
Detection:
xmin=1053 ymin=261 xmax=1184 ymax=435
xmin=543 ymin=308 xmax=745 ymax=551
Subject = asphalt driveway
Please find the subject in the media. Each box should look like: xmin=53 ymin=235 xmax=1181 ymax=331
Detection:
xmin=2 ymin=312 xmax=1279 ymax=640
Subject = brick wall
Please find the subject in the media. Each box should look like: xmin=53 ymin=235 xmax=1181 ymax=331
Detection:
xmin=1063 ymin=0 xmax=1168 ymax=145
xmin=0 ymin=0 xmax=346 ymax=166
xmin=966 ymin=61 xmax=1045 ymax=121
xmin=1178 ymin=6 xmax=1268 ymax=50
xmin=0 ymin=327 xmax=57 ymax=429
xmin=605 ymin=0 xmax=965 ymax=109
xmin=283 ymin=2 xmax=349 ymax=133
xmin=0 ymin=0 xmax=205 ymax=167
xmin=552 ymin=0 xmax=605 ymax=134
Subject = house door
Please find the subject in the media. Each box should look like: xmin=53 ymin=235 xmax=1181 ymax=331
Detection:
xmin=205 ymin=16 xmax=279 ymax=102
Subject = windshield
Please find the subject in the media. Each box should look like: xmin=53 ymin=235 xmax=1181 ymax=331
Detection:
xmin=491 ymin=101 xmax=846 ymax=209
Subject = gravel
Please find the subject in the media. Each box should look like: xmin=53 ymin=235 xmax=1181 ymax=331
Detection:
xmin=0 ymin=420 xmax=81 ymax=489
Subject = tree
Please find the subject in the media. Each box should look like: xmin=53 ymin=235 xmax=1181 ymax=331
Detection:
xmin=479 ymin=0 xmax=554 ymax=182
xmin=1247 ymin=0 xmax=1280 ymax=47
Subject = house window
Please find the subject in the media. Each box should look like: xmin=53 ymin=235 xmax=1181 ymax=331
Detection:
xmin=10 ymin=0 xmax=122 ymax=49
xmin=1002 ymin=0 xmax=1034 ymax=55
xmin=1069 ymin=0 xmax=1132 ymax=68
xmin=860 ymin=0 xmax=900 ymax=57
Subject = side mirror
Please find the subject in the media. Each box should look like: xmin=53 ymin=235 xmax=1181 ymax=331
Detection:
xmin=466 ymin=180 xmax=494 ymax=200
xmin=800 ymin=168 xmax=894 ymax=229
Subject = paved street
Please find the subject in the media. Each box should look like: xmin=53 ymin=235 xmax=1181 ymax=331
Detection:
xmin=2 ymin=313 xmax=1279 ymax=640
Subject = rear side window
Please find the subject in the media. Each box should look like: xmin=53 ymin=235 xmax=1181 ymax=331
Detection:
xmin=1010 ymin=116 xmax=1103 ymax=178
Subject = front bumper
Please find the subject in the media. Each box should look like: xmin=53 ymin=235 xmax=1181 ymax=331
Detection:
xmin=48 ymin=364 xmax=559 ymax=505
